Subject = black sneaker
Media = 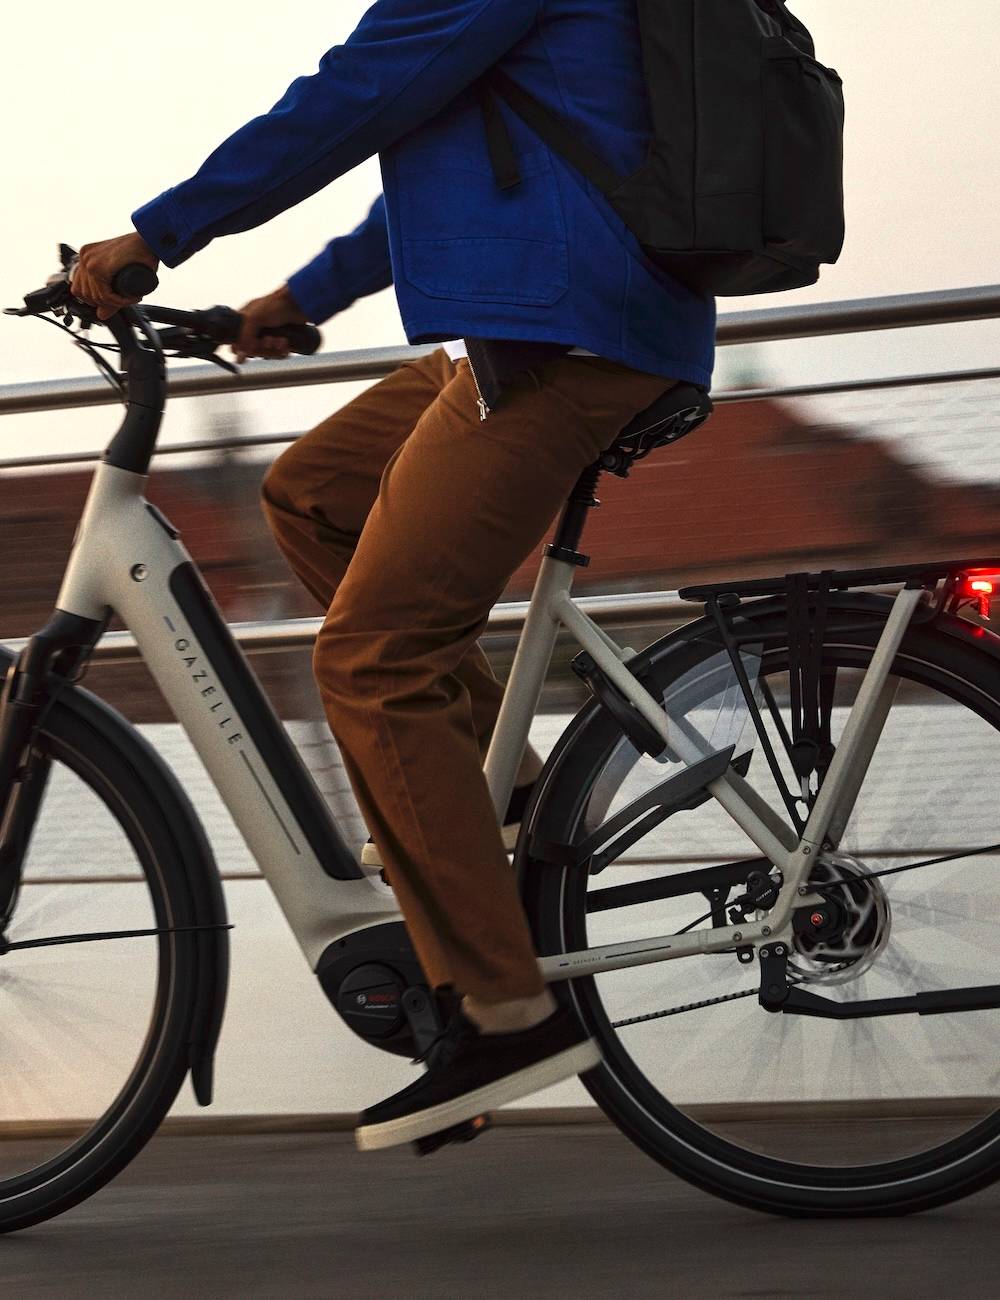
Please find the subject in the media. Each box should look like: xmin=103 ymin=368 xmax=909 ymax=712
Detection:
xmin=354 ymin=1006 xmax=601 ymax=1152
xmin=359 ymin=778 xmax=537 ymax=869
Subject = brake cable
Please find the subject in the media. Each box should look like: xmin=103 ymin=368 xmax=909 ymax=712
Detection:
xmin=28 ymin=311 xmax=128 ymax=399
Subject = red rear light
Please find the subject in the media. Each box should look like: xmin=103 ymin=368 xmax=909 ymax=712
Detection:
xmin=960 ymin=572 xmax=1000 ymax=618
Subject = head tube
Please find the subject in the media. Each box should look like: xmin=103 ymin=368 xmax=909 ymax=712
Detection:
xmin=102 ymin=308 xmax=167 ymax=475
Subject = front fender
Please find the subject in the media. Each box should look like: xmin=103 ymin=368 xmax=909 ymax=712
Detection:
xmin=0 ymin=645 xmax=229 ymax=1106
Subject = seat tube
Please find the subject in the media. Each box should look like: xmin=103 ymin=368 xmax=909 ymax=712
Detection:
xmin=483 ymin=555 xmax=576 ymax=822
xmin=485 ymin=460 xmax=599 ymax=820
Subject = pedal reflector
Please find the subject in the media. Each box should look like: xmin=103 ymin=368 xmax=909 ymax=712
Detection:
xmin=412 ymin=1114 xmax=491 ymax=1157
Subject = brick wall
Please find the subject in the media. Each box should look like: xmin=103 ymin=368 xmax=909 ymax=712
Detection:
xmin=3 ymin=395 xmax=998 ymax=721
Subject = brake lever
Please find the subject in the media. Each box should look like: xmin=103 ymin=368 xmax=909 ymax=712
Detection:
xmin=5 ymin=275 xmax=72 ymax=318
xmin=6 ymin=246 xmax=87 ymax=319
xmin=153 ymin=325 xmax=239 ymax=374
xmin=197 ymin=352 xmax=240 ymax=377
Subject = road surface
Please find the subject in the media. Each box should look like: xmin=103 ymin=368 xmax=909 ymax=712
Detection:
xmin=4 ymin=1125 xmax=999 ymax=1298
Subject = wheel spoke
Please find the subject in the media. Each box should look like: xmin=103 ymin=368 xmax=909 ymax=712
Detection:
xmin=865 ymin=840 xmax=1000 ymax=880
xmin=1 ymin=922 xmax=230 ymax=954
xmin=562 ymin=608 xmax=1000 ymax=1198
xmin=0 ymin=706 xmax=210 ymax=1227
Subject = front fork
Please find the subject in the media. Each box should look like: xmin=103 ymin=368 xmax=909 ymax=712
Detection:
xmin=0 ymin=610 xmax=105 ymax=921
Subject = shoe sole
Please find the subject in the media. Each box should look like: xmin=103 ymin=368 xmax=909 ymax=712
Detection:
xmin=360 ymin=820 xmax=521 ymax=868
xmin=354 ymin=1038 xmax=602 ymax=1152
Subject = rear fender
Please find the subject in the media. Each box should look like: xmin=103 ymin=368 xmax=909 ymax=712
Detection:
xmin=515 ymin=589 xmax=1000 ymax=892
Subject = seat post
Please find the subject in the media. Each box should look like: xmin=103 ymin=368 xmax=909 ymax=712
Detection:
xmin=544 ymin=460 xmax=605 ymax=569
xmin=542 ymin=382 xmax=712 ymax=569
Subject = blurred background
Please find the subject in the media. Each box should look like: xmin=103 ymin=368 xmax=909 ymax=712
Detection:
xmin=3 ymin=0 xmax=1000 ymax=627
xmin=1 ymin=1 xmax=1000 ymax=1120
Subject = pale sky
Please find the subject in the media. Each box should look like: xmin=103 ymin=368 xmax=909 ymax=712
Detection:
xmin=1 ymin=1 xmax=999 ymax=461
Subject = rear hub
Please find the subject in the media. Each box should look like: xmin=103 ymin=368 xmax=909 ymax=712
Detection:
xmin=790 ymin=852 xmax=891 ymax=985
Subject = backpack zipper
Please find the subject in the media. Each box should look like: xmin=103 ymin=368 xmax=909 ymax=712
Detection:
xmin=466 ymin=354 xmax=491 ymax=421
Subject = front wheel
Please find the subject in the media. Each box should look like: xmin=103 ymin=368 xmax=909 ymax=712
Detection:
xmin=522 ymin=600 xmax=1000 ymax=1216
xmin=0 ymin=692 xmax=215 ymax=1233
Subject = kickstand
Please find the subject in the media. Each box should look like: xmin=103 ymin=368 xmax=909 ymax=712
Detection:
xmin=758 ymin=942 xmax=792 ymax=1012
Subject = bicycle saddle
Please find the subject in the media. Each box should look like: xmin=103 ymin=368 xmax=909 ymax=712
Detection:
xmin=600 ymin=382 xmax=713 ymax=478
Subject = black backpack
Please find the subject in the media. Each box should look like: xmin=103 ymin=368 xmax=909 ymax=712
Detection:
xmin=480 ymin=0 xmax=845 ymax=298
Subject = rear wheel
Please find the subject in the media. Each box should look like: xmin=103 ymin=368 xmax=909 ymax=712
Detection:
xmin=523 ymin=602 xmax=1000 ymax=1216
xmin=0 ymin=700 xmax=205 ymax=1233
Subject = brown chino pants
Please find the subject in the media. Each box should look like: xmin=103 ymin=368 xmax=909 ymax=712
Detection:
xmin=260 ymin=345 xmax=676 ymax=1001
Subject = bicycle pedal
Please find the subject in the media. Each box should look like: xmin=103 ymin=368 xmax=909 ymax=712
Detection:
xmin=411 ymin=1113 xmax=490 ymax=1157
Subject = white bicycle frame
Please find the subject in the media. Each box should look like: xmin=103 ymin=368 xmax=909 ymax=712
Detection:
xmin=54 ymin=456 xmax=924 ymax=984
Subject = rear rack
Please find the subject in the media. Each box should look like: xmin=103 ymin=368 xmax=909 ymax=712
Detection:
xmin=678 ymin=556 xmax=1000 ymax=602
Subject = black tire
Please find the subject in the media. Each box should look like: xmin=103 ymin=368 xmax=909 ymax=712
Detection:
xmin=0 ymin=696 xmax=212 ymax=1233
xmin=521 ymin=597 xmax=1000 ymax=1217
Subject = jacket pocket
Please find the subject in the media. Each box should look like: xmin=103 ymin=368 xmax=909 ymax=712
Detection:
xmin=395 ymin=146 xmax=569 ymax=306
xmin=760 ymin=35 xmax=846 ymax=262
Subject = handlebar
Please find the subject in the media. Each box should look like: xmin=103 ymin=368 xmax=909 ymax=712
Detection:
xmin=111 ymin=263 xmax=160 ymax=300
xmin=141 ymin=303 xmax=322 ymax=357
xmin=4 ymin=247 xmax=327 ymax=477
xmin=7 ymin=257 xmax=322 ymax=358
xmin=105 ymin=265 xmax=321 ymax=355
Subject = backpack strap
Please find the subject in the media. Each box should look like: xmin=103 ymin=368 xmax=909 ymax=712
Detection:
xmin=480 ymin=68 xmax=625 ymax=196
xmin=480 ymin=81 xmax=522 ymax=190
xmin=755 ymin=0 xmax=815 ymax=54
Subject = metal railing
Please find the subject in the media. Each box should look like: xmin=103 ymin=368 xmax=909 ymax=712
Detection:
xmin=2 ymin=283 xmax=999 ymax=424
xmin=2 ymin=282 xmax=999 ymax=655
xmin=0 ymin=590 xmax=693 ymax=662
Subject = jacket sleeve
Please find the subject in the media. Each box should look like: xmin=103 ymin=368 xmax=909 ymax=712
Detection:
xmin=286 ymin=193 xmax=392 ymax=324
xmin=132 ymin=0 xmax=539 ymax=267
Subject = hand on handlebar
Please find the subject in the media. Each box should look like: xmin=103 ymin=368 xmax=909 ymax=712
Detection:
xmin=70 ymin=233 xmax=160 ymax=319
xmin=13 ymin=247 xmax=322 ymax=364
xmin=233 ymin=285 xmax=310 ymax=364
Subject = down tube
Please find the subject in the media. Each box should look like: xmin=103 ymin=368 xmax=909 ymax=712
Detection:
xmin=106 ymin=519 xmax=402 ymax=966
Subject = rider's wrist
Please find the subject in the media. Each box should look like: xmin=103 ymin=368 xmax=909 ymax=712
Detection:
xmin=278 ymin=284 xmax=307 ymax=319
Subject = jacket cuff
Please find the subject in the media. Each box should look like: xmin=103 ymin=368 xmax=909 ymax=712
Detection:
xmin=131 ymin=190 xmax=197 ymax=268
xmin=286 ymin=196 xmax=392 ymax=324
xmin=286 ymin=252 xmax=353 ymax=325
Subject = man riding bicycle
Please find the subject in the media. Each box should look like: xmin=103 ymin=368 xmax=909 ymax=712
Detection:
xmin=70 ymin=0 xmax=716 ymax=1151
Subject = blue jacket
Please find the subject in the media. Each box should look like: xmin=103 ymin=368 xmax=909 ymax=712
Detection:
xmin=132 ymin=1 xmax=716 ymax=387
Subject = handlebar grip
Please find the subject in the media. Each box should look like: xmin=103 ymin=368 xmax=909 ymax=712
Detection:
xmin=261 ymin=323 xmax=322 ymax=356
xmin=112 ymin=264 xmax=159 ymax=299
